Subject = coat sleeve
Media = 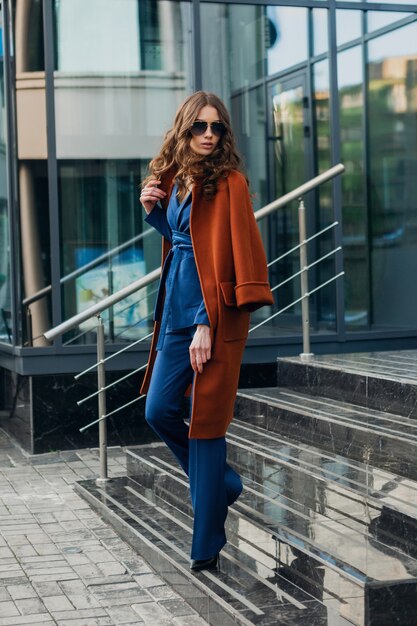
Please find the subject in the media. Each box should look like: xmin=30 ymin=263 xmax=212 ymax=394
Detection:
xmin=229 ymin=172 xmax=274 ymax=312
xmin=144 ymin=203 xmax=172 ymax=242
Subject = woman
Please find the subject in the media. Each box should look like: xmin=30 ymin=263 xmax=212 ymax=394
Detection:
xmin=139 ymin=91 xmax=273 ymax=572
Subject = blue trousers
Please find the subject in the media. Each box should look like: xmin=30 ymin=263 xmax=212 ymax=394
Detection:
xmin=145 ymin=325 xmax=242 ymax=560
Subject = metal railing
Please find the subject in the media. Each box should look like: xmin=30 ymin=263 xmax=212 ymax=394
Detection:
xmin=44 ymin=163 xmax=345 ymax=482
xmin=22 ymin=228 xmax=153 ymax=345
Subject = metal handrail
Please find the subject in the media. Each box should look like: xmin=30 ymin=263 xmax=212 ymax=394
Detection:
xmin=44 ymin=267 xmax=160 ymax=341
xmin=255 ymin=163 xmax=344 ymax=220
xmin=44 ymin=164 xmax=345 ymax=343
xmin=22 ymin=228 xmax=153 ymax=308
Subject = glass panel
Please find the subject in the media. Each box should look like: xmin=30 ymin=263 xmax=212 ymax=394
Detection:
xmin=338 ymin=47 xmax=368 ymax=329
xmin=368 ymin=0 xmax=417 ymax=5
xmin=55 ymin=0 xmax=188 ymax=73
xmin=312 ymin=60 xmax=336 ymax=332
xmin=368 ymin=21 xmax=417 ymax=329
xmin=268 ymin=77 xmax=306 ymax=333
xmin=336 ymin=10 xmax=362 ymax=47
xmin=14 ymin=0 xmax=44 ymax=72
xmin=231 ymin=86 xmax=267 ymax=211
xmin=54 ymin=0 xmax=192 ymax=159
xmin=367 ymin=12 xmax=413 ymax=33
xmin=53 ymin=1 xmax=193 ymax=341
xmin=0 ymin=5 xmax=11 ymax=344
xmin=58 ymin=159 xmax=161 ymax=345
xmin=267 ymin=7 xmax=308 ymax=75
xmin=201 ymin=3 xmax=264 ymax=96
xmin=313 ymin=9 xmax=328 ymax=57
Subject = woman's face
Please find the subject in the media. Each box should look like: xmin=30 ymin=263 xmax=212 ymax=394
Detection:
xmin=189 ymin=105 xmax=222 ymax=156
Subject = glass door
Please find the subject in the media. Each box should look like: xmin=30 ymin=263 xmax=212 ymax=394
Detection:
xmin=268 ymin=72 xmax=313 ymax=331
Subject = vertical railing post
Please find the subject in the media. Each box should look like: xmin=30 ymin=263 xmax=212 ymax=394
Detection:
xmin=96 ymin=314 xmax=109 ymax=483
xmin=298 ymin=198 xmax=314 ymax=362
xmin=107 ymin=257 xmax=115 ymax=343
xmin=26 ymin=306 xmax=33 ymax=347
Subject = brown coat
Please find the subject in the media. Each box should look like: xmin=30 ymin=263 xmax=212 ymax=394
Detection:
xmin=140 ymin=169 xmax=274 ymax=438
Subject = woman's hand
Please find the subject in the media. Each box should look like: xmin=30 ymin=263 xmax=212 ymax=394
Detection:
xmin=140 ymin=180 xmax=167 ymax=214
xmin=189 ymin=325 xmax=211 ymax=374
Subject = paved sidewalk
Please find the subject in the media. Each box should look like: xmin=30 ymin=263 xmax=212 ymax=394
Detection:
xmin=0 ymin=428 xmax=208 ymax=626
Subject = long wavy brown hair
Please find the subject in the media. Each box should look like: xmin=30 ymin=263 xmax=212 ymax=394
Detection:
xmin=142 ymin=91 xmax=245 ymax=199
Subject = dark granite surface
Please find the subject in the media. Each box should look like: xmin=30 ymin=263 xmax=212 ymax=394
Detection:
xmin=118 ymin=420 xmax=417 ymax=626
xmin=235 ymin=387 xmax=417 ymax=481
xmin=278 ymin=352 xmax=417 ymax=419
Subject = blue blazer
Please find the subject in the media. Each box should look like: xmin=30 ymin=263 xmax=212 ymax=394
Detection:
xmin=145 ymin=185 xmax=209 ymax=349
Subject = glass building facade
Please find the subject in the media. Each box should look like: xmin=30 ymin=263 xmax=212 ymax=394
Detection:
xmin=1 ymin=0 xmax=417 ymax=450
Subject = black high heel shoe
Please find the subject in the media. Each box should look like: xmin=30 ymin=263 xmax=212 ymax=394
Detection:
xmin=190 ymin=553 xmax=219 ymax=572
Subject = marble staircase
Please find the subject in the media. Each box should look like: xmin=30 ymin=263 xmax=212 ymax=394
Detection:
xmin=76 ymin=351 xmax=417 ymax=626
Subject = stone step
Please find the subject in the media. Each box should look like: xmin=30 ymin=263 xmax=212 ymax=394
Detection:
xmin=75 ymin=473 xmax=341 ymax=626
xmin=226 ymin=420 xmax=417 ymax=556
xmin=276 ymin=352 xmax=417 ymax=420
xmin=235 ymin=387 xmax=417 ymax=480
xmin=125 ymin=439 xmax=417 ymax=626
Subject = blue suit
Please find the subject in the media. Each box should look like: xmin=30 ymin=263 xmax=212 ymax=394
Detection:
xmin=144 ymin=186 xmax=242 ymax=560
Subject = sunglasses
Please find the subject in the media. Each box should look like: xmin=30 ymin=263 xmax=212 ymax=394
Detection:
xmin=190 ymin=120 xmax=226 ymax=137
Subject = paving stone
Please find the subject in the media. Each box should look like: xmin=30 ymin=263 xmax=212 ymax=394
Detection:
xmin=34 ymin=543 xmax=61 ymax=556
xmin=159 ymin=599 xmax=195 ymax=617
xmin=29 ymin=573 xmax=78 ymax=583
xmin=0 ymin=547 xmax=17 ymax=558
xmin=134 ymin=573 xmax=166 ymax=589
xmin=132 ymin=601 xmax=173 ymax=625
xmin=72 ymin=564 xmax=103 ymax=579
xmin=147 ymin=585 xmax=181 ymax=601
xmin=63 ymin=592 xmax=102 ymax=610
xmin=0 ymin=600 xmax=20 ymax=617
xmin=20 ymin=554 xmax=65 ymax=565
xmin=96 ymin=561 xmax=127 ymax=577
xmin=15 ymin=596 xmax=47 ymax=615
xmin=0 ymin=586 xmax=12 ymax=601
xmin=13 ymin=545 xmax=38 ymax=557
xmin=25 ymin=566 xmax=75 ymax=577
xmin=6 ymin=583 xmax=38 ymax=600
xmin=0 ymin=614 xmax=55 ymax=625
xmin=173 ymin=616 xmax=210 ymax=626
xmin=42 ymin=594 xmax=74 ymax=612
xmin=53 ymin=608 xmax=112 ymax=624
xmin=33 ymin=581 xmax=62 ymax=596
xmin=92 ymin=587 xmax=151 ymax=608
xmin=106 ymin=603 xmax=146 ymax=624
xmin=63 ymin=554 xmax=90 ymax=567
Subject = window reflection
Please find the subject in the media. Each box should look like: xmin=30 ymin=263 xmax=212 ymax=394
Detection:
xmin=54 ymin=1 xmax=192 ymax=160
xmin=231 ymin=86 xmax=267 ymax=210
xmin=267 ymin=6 xmax=308 ymax=75
xmin=312 ymin=60 xmax=336 ymax=331
xmin=336 ymin=10 xmax=362 ymax=47
xmin=58 ymin=159 xmax=158 ymax=343
xmin=54 ymin=0 xmax=189 ymax=73
xmin=313 ymin=9 xmax=328 ymax=57
xmin=338 ymin=47 xmax=368 ymax=328
xmin=201 ymin=4 xmax=265 ymax=95
xmin=366 ymin=12 xmax=413 ymax=33
xmin=368 ymin=21 xmax=417 ymax=328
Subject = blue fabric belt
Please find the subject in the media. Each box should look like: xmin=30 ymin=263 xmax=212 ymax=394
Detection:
xmin=154 ymin=230 xmax=194 ymax=350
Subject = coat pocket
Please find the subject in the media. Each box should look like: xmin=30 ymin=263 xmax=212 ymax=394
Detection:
xmin=219 ymin=282 xmax=250 ymax=342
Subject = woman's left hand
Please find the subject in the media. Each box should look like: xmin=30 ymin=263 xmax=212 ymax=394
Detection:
xmin=189 ymin=325 xmax=211 ymax=374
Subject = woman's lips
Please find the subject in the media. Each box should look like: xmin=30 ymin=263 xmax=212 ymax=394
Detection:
xmin=201 ymin=143 xmax=213 ymax=149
